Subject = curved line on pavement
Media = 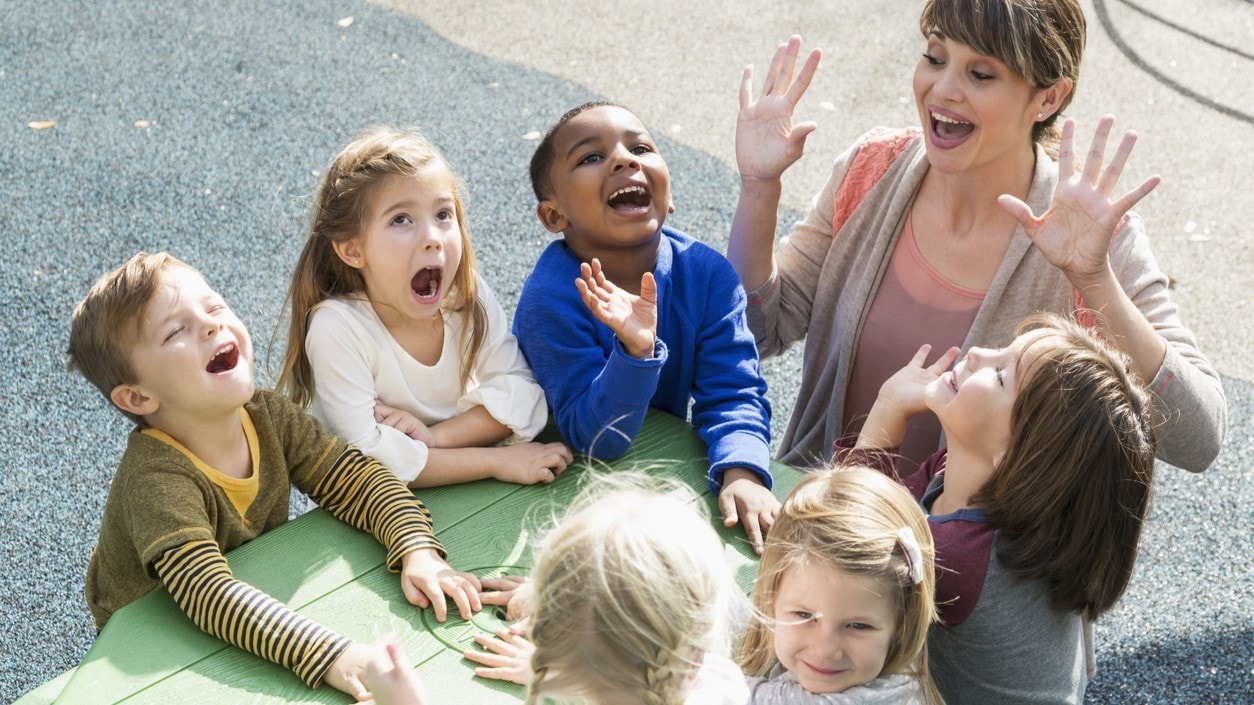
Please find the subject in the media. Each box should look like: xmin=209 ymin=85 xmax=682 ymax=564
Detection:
xmin=1093 ymin=0 xmax=1254 ymax=125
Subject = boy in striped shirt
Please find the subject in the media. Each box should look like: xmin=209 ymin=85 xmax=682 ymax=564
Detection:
xmin=67 ymin=252 xmax=482 ymax=698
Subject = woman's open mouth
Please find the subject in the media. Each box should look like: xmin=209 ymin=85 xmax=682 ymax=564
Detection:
xmin=929 ymin=110 xmax=974 ymax=147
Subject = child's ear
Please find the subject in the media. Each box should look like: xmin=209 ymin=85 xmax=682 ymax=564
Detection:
xmin=536 ymin=201 xmax=569 ymax=234
xmin=332 ymin=238 xmax=365 ymax=269
xmin=110 ymin=383 xmax=158 ymax=418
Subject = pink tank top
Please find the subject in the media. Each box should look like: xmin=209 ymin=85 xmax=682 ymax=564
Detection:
xmin=842 ymin=213 xmax=985 ymax=472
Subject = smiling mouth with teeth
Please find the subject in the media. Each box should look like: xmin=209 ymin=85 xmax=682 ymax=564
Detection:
xmin=411 ymin=267 xmax=443 ymax=300
xmin=206 ymin=344 xmax=239 ymax=374
xmin=931 ymin=111 xmax=974 ymax=140
xmin=607 ymin=185 xmax=651 ymax=211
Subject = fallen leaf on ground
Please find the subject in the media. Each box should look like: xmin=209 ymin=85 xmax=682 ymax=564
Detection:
xmin=28 ymin=120 xmax=56 ymax=130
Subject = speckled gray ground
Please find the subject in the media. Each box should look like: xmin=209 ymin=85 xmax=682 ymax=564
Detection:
xmin=1 ymin=1 xmax=1250 ymax=703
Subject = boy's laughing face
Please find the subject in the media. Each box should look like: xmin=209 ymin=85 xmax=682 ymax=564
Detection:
xmin=537 ymin=105 xmax=673 ymax=256
xmin=114 ymin=266 xmax=255 ymax=422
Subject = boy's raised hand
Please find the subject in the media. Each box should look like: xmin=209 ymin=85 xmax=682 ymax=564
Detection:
xmin=575 ymin=258 xmax=658 ymax=359
xmin=737 ymin=35 xmax=822 ymax=183
xmin=718 ymin=468 xmax=780 ymax=555
xmin=399 ymin=548 xmax=482 ymax=622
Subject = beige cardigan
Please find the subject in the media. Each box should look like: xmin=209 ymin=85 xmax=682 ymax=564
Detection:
xmin=747 ymin=128 xmax=1226 ymax=472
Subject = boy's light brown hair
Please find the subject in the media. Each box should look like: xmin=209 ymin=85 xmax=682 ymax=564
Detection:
xmin=67 ymin=251 xmax=193 ymax=426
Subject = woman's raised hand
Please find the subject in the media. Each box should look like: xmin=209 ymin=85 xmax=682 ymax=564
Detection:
xmin=998 ymin=116 xmax=1161 ymax=287
xmin=737 ymin=35 xmax=822 ymax=183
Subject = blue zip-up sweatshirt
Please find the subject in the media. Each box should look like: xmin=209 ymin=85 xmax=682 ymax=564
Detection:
xmin=513 ymin=226 xmax=772 ymax=494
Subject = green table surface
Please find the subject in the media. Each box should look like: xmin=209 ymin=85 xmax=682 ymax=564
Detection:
xmin=19 ymin=410 xmax=801 ymax=705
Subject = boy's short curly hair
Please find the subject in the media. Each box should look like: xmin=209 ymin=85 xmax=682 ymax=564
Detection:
xmin=67 ymin=251 xmax=193 ymax=426
xmin=528 ymin=101 xmax=622 ymax=202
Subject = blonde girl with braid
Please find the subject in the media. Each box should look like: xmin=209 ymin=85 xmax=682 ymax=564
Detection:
xmin=279 ymin=127 xmax=572 ymax=489
xmin=736 ymin=468 xmax=943 ymax=705
xmin=465 ymin=474 xmax=751 ymax=705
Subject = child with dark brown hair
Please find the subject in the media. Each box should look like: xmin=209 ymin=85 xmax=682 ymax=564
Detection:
xmin=851 ymin=312 xmax=1156 ymax=703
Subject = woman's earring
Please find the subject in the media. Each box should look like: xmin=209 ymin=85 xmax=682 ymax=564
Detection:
xmin=1036 ymin=111 xmax=1045 ymax=120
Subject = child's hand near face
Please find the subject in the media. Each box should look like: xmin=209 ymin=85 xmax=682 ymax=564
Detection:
xmin=463 ymin=626 xmax=536 ymax=685
xmin=575 ymin=258 xmax=657 ymax=360
xmin=362 ymin=637 xmax=428 ymax=705
xmin=718 ymin=468 xmax=780 ymax=555
xmin=400 ymin=548 xmax=483 ymax=622
xmin=858 ymin=343 xmax=960 ymax=449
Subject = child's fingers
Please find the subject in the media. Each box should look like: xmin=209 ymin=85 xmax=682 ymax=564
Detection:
xmin=930 ymin=346 xmax=961 ymax=374
xmin=908 ymin=343 xmax=933 ymax=367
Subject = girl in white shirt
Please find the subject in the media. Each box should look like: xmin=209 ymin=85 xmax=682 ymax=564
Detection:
xmin=280 ymin=126 xmax=571 ymax=487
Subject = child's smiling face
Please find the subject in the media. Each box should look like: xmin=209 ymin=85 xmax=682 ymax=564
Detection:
xmin=120 ymin=266 xmax=255 ymax=420
xmin=536 ymin=105 xmax=673 ymax=257
xmin=772 ymin=561 xmax=896 ymax=694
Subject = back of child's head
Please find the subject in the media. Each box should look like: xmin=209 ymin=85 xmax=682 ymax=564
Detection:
xmin=528 ymin=100 xmax=624 ymax=203
xmin=974 ymin=312 xmax=1156 ymax=621
xmin=525 ymin=473 xmax=739 ymax=705
xmin=737 ymin=467 xmax=938 ymax=693
xmin=279 ymin=126 xmax=483 ymax=406
xmin=67 ymin=251 xmax=196 ymax=426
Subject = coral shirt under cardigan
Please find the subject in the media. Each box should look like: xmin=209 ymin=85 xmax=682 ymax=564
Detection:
xmin=748 ymin=127 xmax=1226 ymax=472
xmin=514 ymin=226 xmax=772 ymax=494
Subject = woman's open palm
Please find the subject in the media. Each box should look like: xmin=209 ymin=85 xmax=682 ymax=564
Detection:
xmin=999 ymin=116 xmax=1160 ymax=283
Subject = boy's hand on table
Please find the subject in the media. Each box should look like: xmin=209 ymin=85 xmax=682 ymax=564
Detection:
xmin=324 ymin=642 xmax=373 ymax=701
xmin=575 ymin=258 xmax=658 ymax=359
xmin=400 ymin=548 xmax=482 ymax=621
xmin=361 ymin=637 xmax=428 ymax=705
xmin=718 ymin=468 xmax=780 ymax=555
xmin=463 ymin=627 xmax=536 ymax=685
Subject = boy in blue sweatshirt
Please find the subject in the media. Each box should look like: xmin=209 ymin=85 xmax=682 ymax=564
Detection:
xmin=513 ymin=102 xmax=777 ymax=551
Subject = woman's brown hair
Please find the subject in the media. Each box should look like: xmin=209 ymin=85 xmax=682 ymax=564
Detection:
xmin=920 ymin=0 xmax=1087 ymax=156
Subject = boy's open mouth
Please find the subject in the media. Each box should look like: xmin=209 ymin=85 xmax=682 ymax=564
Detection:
xmin=411 ymin=266 xmax=443 ymax=301
xmin=607 ymin=185 xmax=651 ymax=213
xmin=206 ymin=344 xmax=239 ymax=374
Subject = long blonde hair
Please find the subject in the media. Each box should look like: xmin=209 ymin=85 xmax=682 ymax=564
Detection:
xmin=736 ymin=467 xmax=944 ymax=705
xmin=525 ymin=474 xmax=740 ymax=705
xmin=277 ymin=126 xmax=487 ymax=406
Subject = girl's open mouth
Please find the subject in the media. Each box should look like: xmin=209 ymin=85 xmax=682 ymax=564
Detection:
xmin=411 ymin=266 xmax=443 ymax=303
xmin=206 ymin=344 xmax=239 ymax=374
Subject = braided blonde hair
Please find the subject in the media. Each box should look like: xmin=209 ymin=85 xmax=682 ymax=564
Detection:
xmin=523 ymin=473 xmax=740 ymax=705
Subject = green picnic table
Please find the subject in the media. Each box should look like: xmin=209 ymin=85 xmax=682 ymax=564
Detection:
xmin=18 ymin=410 xmax=801 ymax=704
